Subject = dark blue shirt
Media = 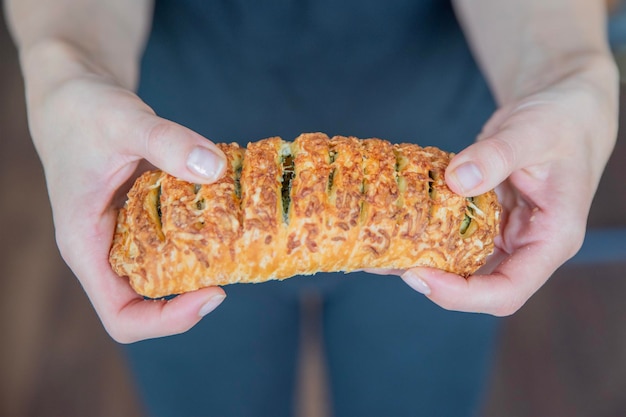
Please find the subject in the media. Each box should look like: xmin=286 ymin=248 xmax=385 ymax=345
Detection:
xmin=139 ymin=0 xmax=495 ymax=152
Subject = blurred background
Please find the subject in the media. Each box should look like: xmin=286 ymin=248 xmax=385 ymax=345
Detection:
xmin=1 ymin=5 xmax=626 ymax=417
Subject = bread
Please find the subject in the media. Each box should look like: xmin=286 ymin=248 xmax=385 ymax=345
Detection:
xmin=110 ymin=133 xmax=501 ymax=298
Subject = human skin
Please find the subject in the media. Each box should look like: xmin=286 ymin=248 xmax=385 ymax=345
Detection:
xmin=396 ymin=0 xmax=619 ymax=315
xmin=4 ymin=0 xmax=228 ymax=343
xmin=4 ymin=0 xmax=619 ymax=341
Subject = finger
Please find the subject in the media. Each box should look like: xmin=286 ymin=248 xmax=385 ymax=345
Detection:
xmin=121 ymin=112 xmax=227 ymax=184
xmin=92 ymin=266 xmax=227 ymax=343
xmin=445 ymin=109 xmax=555 ymax=196
xmin=65 ymin=211 xmax=227 ymax=343
xmin=113 ymin=286 xmax=227 ymax=343
xmin=400 ymin=241 xmax=564 ymax=316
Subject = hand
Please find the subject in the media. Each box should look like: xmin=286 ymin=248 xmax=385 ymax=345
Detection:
xmin=399 ymin=59 xmax=618 ymax=315
xmin=28 ymin=44 xmax=228 ymax=342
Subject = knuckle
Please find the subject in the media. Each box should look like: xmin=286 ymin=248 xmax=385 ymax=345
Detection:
xmin=54 ymin=231 xmax=72 ymax=264
xmin=562 ymin=228 xmax=585 ymax=260
xmin=546 ymin=219 xmax=586 ymax=261
xmin=484 ymin=136 xmax=517 ymax=174
xmin=143 ymin=120 xmax=175 ymax=161
xmin=103 ymin=321 xmax=135 ymax=344
xmin=110 ymin=332 xmax=134 ymax=345
xmin=491 ymin=301 xmax=521 ymax=317
xmin=430 ymin=292 xmax=472 ymax=314
xmin=490 ymin=294 xmax=527 ymax=317
xmin=54 ymin=224 xmax=79 ymax=268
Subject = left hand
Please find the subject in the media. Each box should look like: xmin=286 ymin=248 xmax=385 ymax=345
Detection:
xmin=380 ymin=58 xmax=618 ymax=315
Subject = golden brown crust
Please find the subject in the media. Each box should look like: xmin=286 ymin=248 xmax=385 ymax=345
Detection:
xmin=109 ymin=133 xmax=501 ymax=298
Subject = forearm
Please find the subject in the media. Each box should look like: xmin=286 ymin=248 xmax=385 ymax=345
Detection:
xmin=4 ymin=0 xmax=153 ymax=90
xmin=411 ymin=1 xmax=621 ymax=316
xmin=453 ymin=0 xmax=616 ymax=105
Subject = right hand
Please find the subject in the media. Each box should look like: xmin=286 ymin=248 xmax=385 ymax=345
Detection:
xmin=26 ymin=42 xmax=228 ymax=343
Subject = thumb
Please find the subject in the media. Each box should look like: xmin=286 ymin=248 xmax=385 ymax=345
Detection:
xmin=125 ymin=113 xmax=227 ymax=184
xmin=445 ymin=123 xmax=547 ymax=196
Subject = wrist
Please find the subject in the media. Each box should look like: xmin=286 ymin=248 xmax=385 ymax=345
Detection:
xmin=455 ymin=0 xmax=614 ymax=106
xmin=506 ymin=51 xmax=619 ymax=105
xmin=19 ymin=37 xmax=138 ymax=99
xmin=18 ymin=37 xmax=142 ymax=158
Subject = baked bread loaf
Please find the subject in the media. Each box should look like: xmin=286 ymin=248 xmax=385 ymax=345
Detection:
xmin=110 ymin=133 xmax=501 ymax=298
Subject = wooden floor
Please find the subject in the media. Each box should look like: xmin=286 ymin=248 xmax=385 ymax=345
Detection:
xmin=2 ymin=10 xmax=626 ymax=417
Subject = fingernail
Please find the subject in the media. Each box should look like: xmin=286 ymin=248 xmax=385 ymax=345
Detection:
xmin=401 ymin=271 xmax=431 ymax=296
xmin=451 ymin=162 xmax=483 ymax=194
xmin=198 ymin=294 xmax=226 ymax=317
xmin=187 ymin=147 xmax=225 ymax=180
